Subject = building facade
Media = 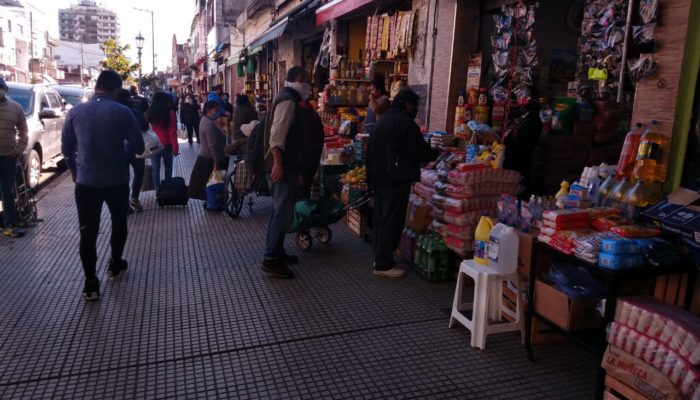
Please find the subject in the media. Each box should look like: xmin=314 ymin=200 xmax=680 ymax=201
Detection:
xmin=58 ymin=0 xmax=119 ymax=44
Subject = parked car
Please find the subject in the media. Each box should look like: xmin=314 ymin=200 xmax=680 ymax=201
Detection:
xmin=6 ymin=83 xmax=66 ymax=189
xmin=50 ymin=84 xmax=93 ymax=109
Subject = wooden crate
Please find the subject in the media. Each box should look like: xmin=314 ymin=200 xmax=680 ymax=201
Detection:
xmin=605 ymin=375 xmax=653 ymax=400
xmin=345 ymin=209 xmax=366 ymax=238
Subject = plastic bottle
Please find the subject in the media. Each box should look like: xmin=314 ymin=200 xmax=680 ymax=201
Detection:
xmin=610 ymin=177 xmax=632 ymax=207
xmin=616 ymin=123 xmax=644 ymax=180
xmin=555 ymin=181 xmax=570 ymax=209
xmin=487 ymin=223 xmax=520 ymax=274
xmin=426 ymin=237 xmax=437 ymax=273
xmin=634 ymin=120 xmax=670 ymax=183
xmin=621 ymin=180 xmax=648 ymax=220
xmin=474 ymin=216 xmax=494 ymax=265
xmin=598 ymin=169 xmax=617 ymax=207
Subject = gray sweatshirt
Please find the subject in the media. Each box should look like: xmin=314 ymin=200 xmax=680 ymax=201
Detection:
xmin=198 ymin=115 xmax=226 ymax=166
xmin=0 ymin=98 xmax=28 ymax=156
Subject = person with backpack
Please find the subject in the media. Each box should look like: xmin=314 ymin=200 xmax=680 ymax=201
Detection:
xmin=188 ymin=101 xmax=227 ymax=203
xmin=61 ymin=70 xmax=145 ymax=300
xmin=366 ymin=89 xmax=438 ymax=278
xmin=147 ymin=92 xmax=178 ymax=193
xmin=252 ymin=66 xmax=310 ymax=279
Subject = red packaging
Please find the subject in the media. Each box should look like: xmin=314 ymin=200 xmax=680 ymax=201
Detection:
xmin=543 ymin=209 xmax=589 ymax=224
xmin=610 ymin=225 xmax=660 ymax=238
xmin=592 ymin=215 xmax=631 ymax=232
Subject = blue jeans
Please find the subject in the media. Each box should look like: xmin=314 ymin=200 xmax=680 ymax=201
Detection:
xmin=151 ymin=144 xmax=173 ymax=192
xmin=129 ymin=154 xmax=145 ymax=200
xmin=0 ymin=155 xmax=17 ymax=226
xmin=264 ymin=171 xmax=298 ymax=260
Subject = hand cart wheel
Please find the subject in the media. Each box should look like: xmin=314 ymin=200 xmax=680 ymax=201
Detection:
xmin=224 ymin=170 xmax=245 ymax=218
xmin=295 ymin=231 xmax=313 ymax=251
xmin=316 ymin=226 xmax=332 ymax=244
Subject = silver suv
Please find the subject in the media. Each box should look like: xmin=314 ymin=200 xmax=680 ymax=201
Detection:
xmin=6 ymin=83 xmax=66 ymax=188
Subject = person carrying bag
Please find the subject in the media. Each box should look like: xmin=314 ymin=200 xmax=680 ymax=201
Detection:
xmin=188 ymin=100 xmax=228 ymax=207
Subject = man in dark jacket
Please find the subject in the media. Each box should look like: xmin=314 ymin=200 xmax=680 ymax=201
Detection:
xmin=503 ymin=100 xmax=542 ymax=199
xmin=261 ymin=66 xmax=310 ymax=279
xmin=367 ymin=89 xmax=438 ymax=278
xmin=180 ymin=94 xmax=201 ymax=145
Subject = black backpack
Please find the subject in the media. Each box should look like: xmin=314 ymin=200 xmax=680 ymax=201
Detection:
xmin=246 ymin=118 xmax=269 ymax=178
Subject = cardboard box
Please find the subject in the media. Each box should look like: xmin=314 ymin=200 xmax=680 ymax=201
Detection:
xmin=603 ymin=347 xmax=683 ymax=400
xmin=516 ymin=230 xmax=537 ymax=278
xmin=534 ymin=279 xmax=602 ymax=331
xmin=405 ymin=197 xmax=432 ymax=232
xmin=642 ymin=180 xmax=700 ymax=244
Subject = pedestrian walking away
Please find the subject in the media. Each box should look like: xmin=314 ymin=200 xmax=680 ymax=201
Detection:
xmin=226 ymin=94 xmax=258 ymax=158
xmin=117 ymin=89 xmax=149 ymax=212
xmin=147 ymin=92 xmax=179 ymax=193
xmin=366 ymin=89 xmax=439 ymax=278
xmin=180 ymin=94 xmax=200 ymax=145
xmin=0 ymin=77 xmax=29 ymax=238
xmin=61 ymin=70 xmax=145 ymax=301
xmin=188 ymin=101 xmax=228 ymax=203
xmin=260 ymin=66 xmax=310 ymax=279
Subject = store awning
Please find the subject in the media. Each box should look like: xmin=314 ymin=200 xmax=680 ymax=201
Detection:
xmin=248 ymin=46 xmax=264 ymax=56
xmin=271 ymin=0 xmax=318 ymax=26
xmin=248 ymin=17 xmax=289 ymax=50
xmin=315 ymin=0 xmax=374 ymax=26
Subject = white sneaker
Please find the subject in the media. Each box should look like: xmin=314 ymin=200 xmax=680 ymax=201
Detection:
xmin=373 ymin=267 xmax=406 ymax=278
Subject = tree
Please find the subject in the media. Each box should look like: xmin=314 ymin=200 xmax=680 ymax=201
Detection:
xmin=100 ymin=39 xmax=140 ymax=82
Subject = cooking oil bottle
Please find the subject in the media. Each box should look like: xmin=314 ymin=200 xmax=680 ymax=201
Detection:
xmin=616 ymin=123 xmax=644 ymax=180
xmin=634 ymin=120 xmax=670 ymax=183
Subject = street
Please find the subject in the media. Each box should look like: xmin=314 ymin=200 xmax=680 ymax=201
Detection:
xmin=0 ymin=143 xmax=598 ymax=399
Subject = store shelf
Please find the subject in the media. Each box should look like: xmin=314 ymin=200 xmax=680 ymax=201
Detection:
xmin=331 ymin=78 xmax=371 ymax=83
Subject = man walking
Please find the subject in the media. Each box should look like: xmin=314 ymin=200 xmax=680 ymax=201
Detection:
xmin=366 ymin=89 xmax=438 ymax=278
xmin=0 ymin=78 xmax=28 ymax=238
xmin=62 ymin=70 xmax=145 ymax=301
xmin=261 ymin=66 xmax=310 ymax=279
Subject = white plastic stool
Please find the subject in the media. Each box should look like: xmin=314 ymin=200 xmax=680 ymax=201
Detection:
xmin=449 ymin=259 xmax=523 ymax=349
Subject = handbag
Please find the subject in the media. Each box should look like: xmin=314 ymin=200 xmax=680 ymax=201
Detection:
xmin=235 ymin=160 xmax=253 ymax=191
xmin=137 ymin=130 xmax=164 ymax=159
xmin=177 ymin=122 xmax=188 ymax=141
xmin=141 ymin=160 xmax=154 ymax=192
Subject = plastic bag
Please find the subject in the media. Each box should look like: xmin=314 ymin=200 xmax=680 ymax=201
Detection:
xmin=137 ymin=130 xmax=164 ymax=159
xmin=207 ymin=169 xmax=226 ymax=187
xmin=548 ymin=262 xmax=604 ymax=299
xmin=588 ymin=67 xmax=608 ymax=81
xmin=628 ymin=54 xmax=657 ymax=84
xmin=639 ymin=0 xmax=658 ymax=24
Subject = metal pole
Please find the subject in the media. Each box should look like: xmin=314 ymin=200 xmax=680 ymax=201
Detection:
xmin=80 ymin=41 xmax=85 ymax=87
xmin=138 ymin=48 xmax=142 ymax=92
xmin=617 ymin=0 xmax=635 ymax=103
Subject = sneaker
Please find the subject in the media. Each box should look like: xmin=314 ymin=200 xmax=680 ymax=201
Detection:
xmin=83 ymin=278 xmax=100 ymax=301
xmin=107 ymin=259 xmax=128 ymax=278
xmin=129 ymin=198 xmax=144 ymax=212
xmin=281 ymin=254 xmax=299 ymax=265
xmin=373 ymin=267 xmax=406 ymax=278
xmin=3 ymin=225 xmax=25 ymax=238
xmin=261 ymin=259 xmax=295 ymax=279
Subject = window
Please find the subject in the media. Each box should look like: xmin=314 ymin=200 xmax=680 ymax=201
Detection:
xmin=47 ymin=92 xmax=62 ymax=109
xmin=18 ymin=24 xmax=23 ymax=35
xmin=40 ymin=94 xmax=49 ymax=110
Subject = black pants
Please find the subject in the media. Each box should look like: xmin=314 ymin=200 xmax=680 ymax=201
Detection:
xmin=372 ymin=185 xmax=411 ymax=271
xmin=128 ymin=155 xmax=145 ymax=200
xmin=75 ymin=184 xmax=129 ymax=281
xmin=185 ymin=121 xmax=199 ymax=144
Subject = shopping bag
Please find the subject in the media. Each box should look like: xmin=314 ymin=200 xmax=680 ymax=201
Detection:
xmin=137 ymin=130 xmax=163 ymax=159
xmin=142 ymin=161 xmax=154 ymax=192
xmin=205 ymin=183 xmax=225 ymax=210
xmin=177 ymin=122 xmax=188 ymax=141
xmin=207 ymin=169 xmax=226 ymax=187
xmin=235 ymin=160 xmax=253 ymax=191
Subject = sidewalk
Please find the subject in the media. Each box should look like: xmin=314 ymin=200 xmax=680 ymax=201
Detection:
xmin=0 ymin=143 xmax=597 ymax=399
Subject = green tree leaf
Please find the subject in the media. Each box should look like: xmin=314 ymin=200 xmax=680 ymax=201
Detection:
xmin=99 ymin=39 xmax=140 ymax=82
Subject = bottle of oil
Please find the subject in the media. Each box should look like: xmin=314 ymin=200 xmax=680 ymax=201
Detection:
xmin=634 ymin=120 xmax=670 ymax=183
xmin=621 ymin=180 xmax=648 ymax=220
xmin=610 ymin=177 xmax=632 ymax=207
xmin=616 ymin=123 xmax=644 ymax=180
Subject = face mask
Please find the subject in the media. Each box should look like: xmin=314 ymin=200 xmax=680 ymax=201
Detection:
xmin=285 ymin=82 xmax=312 ymax=100
xmin=0 ymin=88 xmax=6 ymax=99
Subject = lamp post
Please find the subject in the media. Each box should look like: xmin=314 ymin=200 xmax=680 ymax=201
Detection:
xmin=134 ymin=7 xmax=155 ymax=74
xmin=135 ymin=32 xmax=144 ymax=93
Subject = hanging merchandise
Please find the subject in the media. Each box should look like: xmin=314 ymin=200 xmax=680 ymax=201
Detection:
xmin=489 ymin=2 xmax=539 ymax=134
xmin=628 ymin=54 xmax=657 ymax=84
xmin=365 ymin=10 xmax=416 ymax=65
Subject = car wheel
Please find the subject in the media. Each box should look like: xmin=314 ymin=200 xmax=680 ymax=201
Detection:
xmin=27 ymin=150 xmax=41 ymax=189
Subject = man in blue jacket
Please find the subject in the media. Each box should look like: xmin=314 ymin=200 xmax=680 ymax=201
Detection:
xmin=62 ymin=70 xmax=145 ymax=301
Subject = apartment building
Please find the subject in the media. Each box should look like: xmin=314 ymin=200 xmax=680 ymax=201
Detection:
xmin=58 ymin=0 xmax=119 ymax=44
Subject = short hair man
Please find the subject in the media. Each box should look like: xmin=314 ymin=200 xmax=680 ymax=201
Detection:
xmin=0 ymin=77 xmax=28 ymax=238
xmin=61 ymin=70 xmax=145 ymax=301
xmin=260 ymin=66 xmax=311 ymax=279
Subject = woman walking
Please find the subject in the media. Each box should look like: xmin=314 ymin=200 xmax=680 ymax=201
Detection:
xmin=117 ymin=89 xmax=149 ymax=211
xmin=188 ymin=101 xmax=228 ymax=202
xmin=147 ymin=92 xmax=178 ymax=192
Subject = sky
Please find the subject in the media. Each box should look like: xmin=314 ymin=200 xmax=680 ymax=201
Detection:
xmin=26 ymin=0 xmax=193 ymax=72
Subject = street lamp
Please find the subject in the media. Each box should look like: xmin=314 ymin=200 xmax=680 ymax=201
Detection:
xmin=135 ymin=32 xmax=144 ymax=92
xmin=134 ymin=6 xmax=155 ymax=74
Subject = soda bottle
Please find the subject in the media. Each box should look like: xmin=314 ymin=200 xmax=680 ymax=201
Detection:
xmin=616 ymin=123 xmax=644 ymax=180
xmin=634 ymin=120 xmax=670 ymax=183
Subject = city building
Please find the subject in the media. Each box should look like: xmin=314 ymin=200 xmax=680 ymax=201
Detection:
xmin=58 ymin=0 xmax=119 ymax=44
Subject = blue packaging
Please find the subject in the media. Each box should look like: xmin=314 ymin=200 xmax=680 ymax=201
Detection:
xmin=598 ymin=252 xmax=645 ymax=270
xmin=600 ymin=238 xmax=651 ymax=255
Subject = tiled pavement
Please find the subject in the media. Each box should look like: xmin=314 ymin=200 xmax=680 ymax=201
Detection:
xmin=0 ymin=143 xmax=598 ymax=399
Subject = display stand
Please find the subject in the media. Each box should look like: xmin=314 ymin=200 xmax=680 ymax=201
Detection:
xmin=523 ymin=241 xmax=697 ymax=400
